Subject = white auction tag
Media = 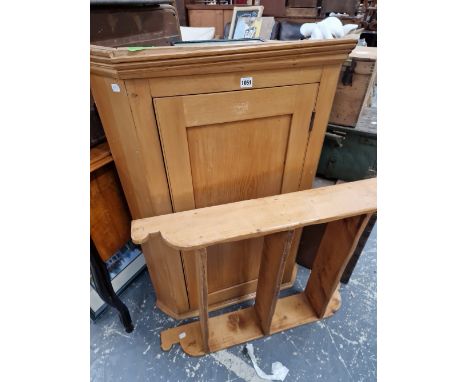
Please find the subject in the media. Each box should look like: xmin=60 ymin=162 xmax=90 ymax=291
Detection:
xmin=111 ymin=83 xmax=121 ymax=93
xmin=240 ymin=77 xmax=253 ymax=88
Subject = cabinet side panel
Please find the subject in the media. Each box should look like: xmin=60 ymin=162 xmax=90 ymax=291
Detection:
xmin=90 ymin=75 xmax=153 ymax=219
xmin=125 ymin=79 xmax=173 ymax=216
xmin=283 ymin=67 xmax=341 ymax=280
xmin=299 ymin=64 xmax=342 ymax=190
xmin=142 ymin=237 xmax=190 ymax=314
xmin=126 ymin=79 xmax=190 ymax=314
xmin=279 ymin=83 xmax=320 ymax=284
xmin=91 ymin=75 xmax=190 ymax=315
xmin=281 ymin=83 xmax=319 ymax=193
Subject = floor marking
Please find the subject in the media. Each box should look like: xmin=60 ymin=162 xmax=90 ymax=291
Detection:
xmin=210 ymin=349 xmax=264 ymax=382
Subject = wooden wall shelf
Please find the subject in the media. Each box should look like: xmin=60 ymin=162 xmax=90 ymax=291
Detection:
xmin=132 ymin=179 xmax=376 ymax=248
xmin=132 ymin=178 xmax=376 ymax=356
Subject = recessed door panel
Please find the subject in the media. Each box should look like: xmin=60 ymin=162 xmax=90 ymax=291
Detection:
xmin=187 ymin=115 xmax=291 ymax=207
xmin=154 ymin=84 xmax=319 ymax=308
xmin=188 ymin=115 xmax=291 ymax=292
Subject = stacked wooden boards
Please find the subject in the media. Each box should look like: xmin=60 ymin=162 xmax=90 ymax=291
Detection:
xmin=132 ymin=178 xmax=377 ymax=355
xmin=90 ymin=39 xmax=357 ymax=319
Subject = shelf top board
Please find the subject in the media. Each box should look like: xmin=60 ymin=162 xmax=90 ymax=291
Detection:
xmin=131 ymin=178 xmax=377 ymax=250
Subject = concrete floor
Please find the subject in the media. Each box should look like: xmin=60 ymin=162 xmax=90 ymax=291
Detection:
xmin=90 ymin=224 xmax=376 ymax=382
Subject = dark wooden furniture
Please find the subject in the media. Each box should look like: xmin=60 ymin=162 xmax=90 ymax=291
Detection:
xmin=90 ymin=0 xmax=181 ymax=47
xmin=90 ymin=143 xmax=131 ymax=262
xmin=91 ymin=241 xmax=134 ymax=332
xmin=90 ymin=142 xmax=134 ymax=331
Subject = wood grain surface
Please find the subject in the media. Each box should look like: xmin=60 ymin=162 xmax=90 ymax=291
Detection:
xmin=132 ymin=178 xmax=377 ymax=249
xmin=91 ymin=39 xmax=356 ymax=318
xmin=160 ymin=290 xmax=341 ymax=356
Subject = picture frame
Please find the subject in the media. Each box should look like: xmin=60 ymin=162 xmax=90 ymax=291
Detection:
xmin=228 ymin=6 xmax=264 ymax=39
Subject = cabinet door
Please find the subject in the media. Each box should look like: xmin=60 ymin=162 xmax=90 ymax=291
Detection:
xmin=154 ymin=84 xmax=319 ymax=308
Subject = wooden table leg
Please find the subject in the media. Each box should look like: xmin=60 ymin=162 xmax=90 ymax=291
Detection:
xmin=195 ymin=248 xmax=210 ymax=353
xmin=90 ymin=241 xmax=134 ymax=333
xmin=254 ymin=230 xmax=294 ymax=335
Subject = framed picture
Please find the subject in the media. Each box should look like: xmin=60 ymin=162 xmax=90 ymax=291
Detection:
xmin=228 ymin=6 xmax=264 ymax=39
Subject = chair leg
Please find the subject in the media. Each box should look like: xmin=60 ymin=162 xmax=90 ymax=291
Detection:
xmin=90 ymin=241 xmax=134 ymax=333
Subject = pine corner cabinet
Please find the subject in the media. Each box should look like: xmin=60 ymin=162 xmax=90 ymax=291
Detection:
xmin=90 ymin=39 xmax=357 ymax=319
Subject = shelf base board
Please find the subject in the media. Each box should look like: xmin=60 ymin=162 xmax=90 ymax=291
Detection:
xmin=160 ymin=289 xmax=341 ymax=356
xmin=155 ymin=266 xmax=297 ymax=320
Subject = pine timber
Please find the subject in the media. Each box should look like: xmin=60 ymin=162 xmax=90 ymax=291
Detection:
xmin=90 ymin=39 xmax=357 ymax=79
xmin=195 ymin=248 xmax=210 ymax=353
xmin=254 ymin=230 xmax=294 ymax=335
xmin=131 ymin=178 xmax=376 ymax=248
xmin=305 ymin=214 xmax=372 ymax=317
xmin=91 ymin=39 xmax=357 ymax=319
xmin=132 ymin=179 xmax=377 ymax=356
xmin=161 ymin=291 xmax=341 ymax=357
xmin=90 ymin=141 xmax=113 ymax=172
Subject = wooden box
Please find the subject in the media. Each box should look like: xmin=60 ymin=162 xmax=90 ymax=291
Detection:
xmin=329 ymin=46 xmax=377 ymax=127
xmin=90 ymin=39 xmax=356 ymax=318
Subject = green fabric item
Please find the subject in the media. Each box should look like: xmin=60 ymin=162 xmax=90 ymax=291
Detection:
xmin=127 ymin=47 xmax=153 ymax=52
